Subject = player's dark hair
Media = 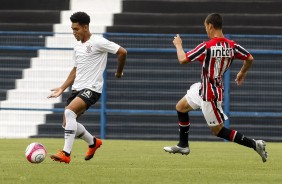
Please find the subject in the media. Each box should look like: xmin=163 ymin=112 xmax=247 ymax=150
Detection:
xmin=70 ymin=12 xmax=90 ymax=25
xmin=205 ymin=13 xmax=222 ymax=30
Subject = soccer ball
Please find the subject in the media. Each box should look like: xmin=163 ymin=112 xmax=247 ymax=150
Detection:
xmin=25 ymin=142 xmax=47 ymax=163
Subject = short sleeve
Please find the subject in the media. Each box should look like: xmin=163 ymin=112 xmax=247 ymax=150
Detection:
xmin=234 ymin=43 xmax=251 ymax=60
xmin=96 ymin=36 xmax=120 ymax=54
xmin=186 ymin=42 xmax=206 ymax=62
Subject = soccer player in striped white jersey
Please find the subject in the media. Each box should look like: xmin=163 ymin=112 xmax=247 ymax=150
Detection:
xmin=164 ymin=13 xmax=267 ymax=162
xmin=48 ymin=12 xmax=127 ymax=163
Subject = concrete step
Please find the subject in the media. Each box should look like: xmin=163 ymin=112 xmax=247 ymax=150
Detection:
xmin=0 ymin=23 xmax=54 ymax=32
xmin=70 ymin=0 xmax=121 ymax=13
xmin=0 ymin=79 xmax=16 ymax=90
xmin=0 ymin=124 xmax=38 ymax=138
xmin=0 ymin=68 xmax=23 ymax=78
xmin=6 ymin=89 xmax=62 ymax=100
xmin=37 ymin=50 xmax=72 ymax=59
xmin=0 ymin=57 xmax=31 ymax=68
xmin=0 ymin=100 xmax=56 ymax=109
xmin=31 ymin=58 xmax=72 ymax=68
xmin=107 ymin=25 xmax=282 ymax=35
xmin=45 ymin=34 xmax=103 ymax=48
xmin=16 ymin=79 xmax=65 ymax=89
xmin=0 ymin=50 xmax=37 ymax=58
xmin=46 ymin=36 xmax=77 ymax=48
xmin=122 ymin=0 xmax=282 ymax=14
xmin=53 ymin=25 xmax=106 ymax=34
xmin=0 ymin=10 xmax=60 ymax=24
xmin=22 ymin=68 xmax=71 ymax=79
xmin=0 ymin=110 xmax=47 ymax=122
xmin=0 ymin=35 xmax=46 ymax=47
xmin=113 ymin=13 xmax=282 ymax=27
xmin=0 ymin=0 xmax=69 ymax=10
xmin=60 ymin=11 xmax=114 ymax=25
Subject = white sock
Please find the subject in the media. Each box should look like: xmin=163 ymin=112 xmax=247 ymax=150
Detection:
xmin=63 ymin=109 xmax=77 ymax=154
xmin=76 ymin=122 xmax=94 ymax=145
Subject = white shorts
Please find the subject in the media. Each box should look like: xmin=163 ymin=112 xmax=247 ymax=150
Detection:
xmin=185 ymin=82 xmax=228 ymax=127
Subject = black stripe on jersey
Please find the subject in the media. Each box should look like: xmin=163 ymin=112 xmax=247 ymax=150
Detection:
xmin=211 ymin=81 xmax=218 ymax=101
xmin=204 ymin=47 xmax=211 ymax=70
xmin=235 ymin=44 xmax=249 ymax=56
xmin=189 ymin=44 xmax=206 ymax=61
xmin=224 ymin=41 xmax=229 ymax=49
xmin=202 ymin=69 xmax=207 ymax=100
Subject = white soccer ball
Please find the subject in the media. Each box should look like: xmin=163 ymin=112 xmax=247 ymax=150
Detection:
xmin=25 ymin=142 xmax=47 ymax=163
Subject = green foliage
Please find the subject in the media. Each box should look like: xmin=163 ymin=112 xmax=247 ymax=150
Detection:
xmin=0 ymin=139 xmax=281 ymax=184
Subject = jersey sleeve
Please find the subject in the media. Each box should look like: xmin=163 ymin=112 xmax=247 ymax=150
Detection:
xmin=97 ymin=36 xmax=120 ymax=54
xmin=234 ymin=43 xmax=251 ymax=60
xmin=186 ymin=42 xmax=206 ymax=62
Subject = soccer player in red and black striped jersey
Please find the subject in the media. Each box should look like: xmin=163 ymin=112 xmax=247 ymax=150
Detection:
xmin=164 ymin=13 xmax=268 ymax=162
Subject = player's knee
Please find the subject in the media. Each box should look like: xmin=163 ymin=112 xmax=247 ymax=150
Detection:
xmin=64 ymin=109 xmax=77 ymax=120
xmin=176 ymin=103 xmax=182 ymax=112
xmin=176 ymin=103 xmax=193 ymax=113
xmin=176 ymin=101 xmax=186 ymax=112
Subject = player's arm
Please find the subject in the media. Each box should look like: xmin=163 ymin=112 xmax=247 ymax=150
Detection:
xmin=115 ymin=47 xmax=127 ymax=78
xmin=173 ymin=34 xmax=188 ymax=64
xmin=48 ymin=67 xmax=76 ymax=98
xmin=235 ymin=54 xmax=254 ymax=86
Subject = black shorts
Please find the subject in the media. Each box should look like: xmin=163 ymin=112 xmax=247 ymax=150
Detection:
xmin=66 ymin=89 xmax=101 ymax=109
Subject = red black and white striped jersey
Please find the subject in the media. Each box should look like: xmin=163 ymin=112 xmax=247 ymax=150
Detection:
xmin=186 ymin=37 xmax=251 ymax=101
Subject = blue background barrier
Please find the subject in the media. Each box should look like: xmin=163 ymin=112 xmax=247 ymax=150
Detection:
xmin=0 ymin=32 xmax=281 ymax=141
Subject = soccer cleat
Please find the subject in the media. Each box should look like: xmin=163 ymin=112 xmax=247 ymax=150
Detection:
xmin=255 ymin=140 xmax=268 ymax=163
xmin=50 ymin=150 xmax=71 ymax=164
xmin=85 ymin=138 xmax=103 ymax=160
xmin=163 ymin=145 xmax=190 ymax=155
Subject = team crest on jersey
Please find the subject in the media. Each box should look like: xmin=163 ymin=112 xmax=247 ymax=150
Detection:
xmin=211 ymin=46 xmax=233 ymax=57
xmin=81 ymin=89 xmax=92 ymax=98
xmin=86 ymin=45 xmax=92 ymax=53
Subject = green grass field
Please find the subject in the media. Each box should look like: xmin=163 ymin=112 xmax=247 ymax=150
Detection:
xmin=0 ymin=138 xmax=281 ymax=184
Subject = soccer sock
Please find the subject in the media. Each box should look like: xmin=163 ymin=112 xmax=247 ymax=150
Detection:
xmin=89 ymin=138 xmax=96 ymax=148
xmin=217 ymin=127 xmax=256 ymax=149
xmin=177 ymin=111 xmax=190 ymax=148
xmin=63 ymin=109 xmax=78 ymax=155
xmin=76 ymin=122 xmax=94 ymax=146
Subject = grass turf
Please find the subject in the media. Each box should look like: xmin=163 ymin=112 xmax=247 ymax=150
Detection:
xmin=0 ymin=138 xmax=281 ymax=184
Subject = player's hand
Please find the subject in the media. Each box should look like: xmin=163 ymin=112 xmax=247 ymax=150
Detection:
xmin=47 ymin=87 xmax=64 ymax=98
xmin=115 ymin=72 xmax=123 ymax=78
xmin=173 ymin=34 xmax=182 ymax=47
xmin=235 ymin=71 xmax=247 ymax=86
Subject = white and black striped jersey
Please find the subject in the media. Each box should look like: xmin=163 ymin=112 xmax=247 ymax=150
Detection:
xmin=186 ymin=37 xmax=251 ymax=101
